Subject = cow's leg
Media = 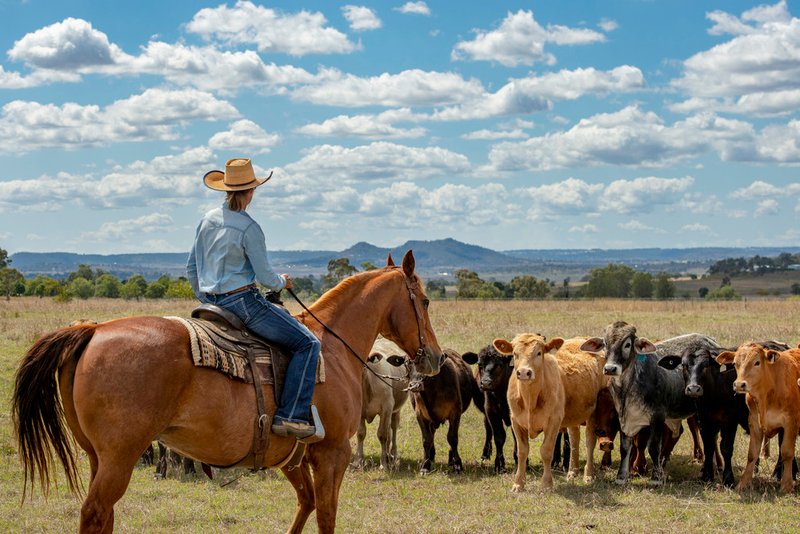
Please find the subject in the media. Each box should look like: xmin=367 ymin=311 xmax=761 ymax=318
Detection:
xmin=490 ymin=410 xmax=507 ymax=473
xmin=446 ymin=412 xmax=464 ymax=473
xmin=155 ymin=441 xmax=168 ymax=479
xmin=539 ymin=426 xmax=559 ymax=489
xmin=282 ymin=460 xmax=315 ymax=534
xmin=351 ymin=417 xmax=367 ymax=469
xmin=778 ymin=427 xmax=798 ymax=493
xmin=390 ymin=409 xmax=401 ymax=469
xmin=418 ymin=418 xmax=436 ymax=474
xmin=377 ymin=406 xmax=393 ymax=470
xmin=511 ymin=420 xmax=529 ymax=492
xmin=566 ymin=426 xmax=581 ymax=480
xmin=616 ymin=432 xmax=633 ymax=485
xmin=583 ymin=419 xmax=598 ymax=482
xmin=552 ymin=431 xmax=563 ymax=470
xmin=699 ymin=419 xmax=719 ymax=483
xmin=481 ymin=413 xmax=493 ymax=461
xmin=719 ymin=423 xmax=737 ymax=488
xmin=687 ymin=415 xmax=704 ymax=462
xmin=648 ymin=420 xmax=666 ymax=486
xmin=737 ymin=414 xmax=762 ymax=491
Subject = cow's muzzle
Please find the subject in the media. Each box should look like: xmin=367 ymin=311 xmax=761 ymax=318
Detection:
xmin=603 ymin=364 xmax=621 ymax=376
xmin=516 ymin=367 xmax=534 ymax=381
xmin=733 ymin=380 xmax=749 ymax=393
xmin=685 ymin=384 xmax=703 ymax=398
xmin=599 ymin=438 xmax=614 ymax=452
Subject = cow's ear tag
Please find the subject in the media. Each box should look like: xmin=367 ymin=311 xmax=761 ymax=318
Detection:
xmin=719 ymin=364 xmax=727 ymax=373
xmin=637 ymin=354 xmax=646 ymax=362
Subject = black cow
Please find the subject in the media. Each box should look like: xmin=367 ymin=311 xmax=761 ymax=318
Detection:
xmin=463 ymin=345 xmax=516 ymax=473
xmin=407 ymin=348 xmax=478 ymax=473
xmin=660 ymin=340 xmax=793 ymax=487
xmin=581 ymin=322 xmax=698 ymax=486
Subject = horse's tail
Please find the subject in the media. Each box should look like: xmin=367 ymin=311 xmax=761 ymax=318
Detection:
xmin=11 ymin=324 xmax=97 ymax=500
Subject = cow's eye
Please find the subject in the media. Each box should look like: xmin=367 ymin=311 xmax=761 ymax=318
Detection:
xmin=623 ymin=340 xmax=631 ymax=351
xmin=754 ymin=360 xmax=760 ymax=367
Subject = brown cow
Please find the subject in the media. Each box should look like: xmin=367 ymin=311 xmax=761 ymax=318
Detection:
xmin=494 ymin=334 xmax=605 ymax=491
xmin=717 ymin=343 xmax=800 ymax=492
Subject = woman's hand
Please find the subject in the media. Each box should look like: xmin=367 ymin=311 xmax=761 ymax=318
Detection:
xmin=282 ymin=274 xmax=293 ymax=290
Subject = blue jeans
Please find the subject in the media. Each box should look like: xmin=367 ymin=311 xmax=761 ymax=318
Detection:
xmin=204 ymin=287 xmax=321 ymax=424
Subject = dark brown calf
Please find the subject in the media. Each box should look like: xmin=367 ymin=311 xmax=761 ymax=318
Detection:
xmin=408 ymin=348 xmax=478 ymax=473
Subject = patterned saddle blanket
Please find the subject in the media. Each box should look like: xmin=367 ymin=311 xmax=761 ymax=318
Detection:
xmin=167 ymin=306 xmax=324 ymax=397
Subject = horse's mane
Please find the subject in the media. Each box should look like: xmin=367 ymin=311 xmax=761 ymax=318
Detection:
xmin=305 ymin=266 xmax=414 ymax=317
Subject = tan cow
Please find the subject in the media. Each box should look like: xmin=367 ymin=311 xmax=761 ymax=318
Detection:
xmin=716 ymin=343 xmax=800 ymax=493
xmin=494 ymin=334 xmax=605 ymax=491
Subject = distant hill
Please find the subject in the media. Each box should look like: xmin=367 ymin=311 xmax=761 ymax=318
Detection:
xmin=9 ymin=241 xmax=800 ymax=282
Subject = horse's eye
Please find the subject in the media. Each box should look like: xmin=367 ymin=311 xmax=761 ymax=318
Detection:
xmin=422 ymin=298 xmax=430 ymax=310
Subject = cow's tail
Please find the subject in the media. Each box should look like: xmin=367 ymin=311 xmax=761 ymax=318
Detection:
xmin=11 ymin=324 xmax=97 ymax=501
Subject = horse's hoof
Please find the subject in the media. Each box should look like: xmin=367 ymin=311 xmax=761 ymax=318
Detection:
xmin=614 ymin=477 xmax=627 ymax=486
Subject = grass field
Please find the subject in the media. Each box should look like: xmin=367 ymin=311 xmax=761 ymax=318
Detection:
xmin=1 ymin=296 xmax=800 ymax=533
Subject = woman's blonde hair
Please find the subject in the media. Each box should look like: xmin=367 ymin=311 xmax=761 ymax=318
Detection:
xmin=226 ymin=189 xmax=251 ymax=212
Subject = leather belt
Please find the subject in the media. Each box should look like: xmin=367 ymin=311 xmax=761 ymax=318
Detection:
xmin=206 ymin=283 xmax=256 ymax=297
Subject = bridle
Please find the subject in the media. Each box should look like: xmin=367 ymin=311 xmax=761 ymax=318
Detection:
xmin=401 ymin=271 xmax=427 ymax=363
xmin=286 ymin=268 xmax=429 ymax=390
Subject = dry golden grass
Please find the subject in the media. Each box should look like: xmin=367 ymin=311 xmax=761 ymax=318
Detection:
xmin=1 ymin=296 xmax=800 ymax=533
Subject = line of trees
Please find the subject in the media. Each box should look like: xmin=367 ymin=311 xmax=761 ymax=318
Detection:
xmin=709 ymin=252 xmax=800 ymax=277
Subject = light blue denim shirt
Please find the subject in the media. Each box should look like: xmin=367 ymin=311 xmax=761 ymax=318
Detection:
xmin=187 ymin=203 xmax=286 ymax=299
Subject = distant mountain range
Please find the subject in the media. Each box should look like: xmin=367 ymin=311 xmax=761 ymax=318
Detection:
xmin=10 ymin=239 xmax=800 ymax=282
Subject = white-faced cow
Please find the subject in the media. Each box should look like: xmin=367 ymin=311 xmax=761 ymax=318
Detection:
xmin=716 ymin=342 xmax=800 ymax=492
xmin=352 ymin=337 xmax=410 ymax=471
xmin=580 ymin=322 xmax=698 ymax=486
xmin=494 ymin=334 xmax=605 ymax=491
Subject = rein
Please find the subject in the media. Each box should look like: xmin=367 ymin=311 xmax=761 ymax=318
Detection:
xmin=286 ymin=282 xmax=419 ymax=392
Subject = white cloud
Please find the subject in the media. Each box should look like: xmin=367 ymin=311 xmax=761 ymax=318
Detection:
xmin=488 ymin=106 xmax=752 ymax=171
xmin=0 ymin=89 xmax=238 ymax=152
xmin=681 ymin=223 xmax=716 ymax=235
xmin=461 ymin=128 xmax=528 ymax=141
xmin=342 ymin=5 xmax=382 ymax=31
xmin=673 ymin=2 xmax=800 ymax=116
xmin=296 ymin=109 xmax=426 ymax=139
xmin=514 ymin=177 xmax=605 ymax=220
xmin=452 ymin=10 xmax=605 ymax=67
xmin=82 ymin=213 xmax=175 ymax=241
xmin=8 ymin=17 xmax=128 ymax=69
xmin=755 ymin=198 xmax=780 ymax=216
xmin=286 ymin=142 xmax=471 ymax=184
xmin=209 ymin=120 xmax=280 ymax=154
xmin=395 ymin=2 xmax=430 ymax=16
xmin=0 ymin=146 xmax=216 ymax=211
xmin=600 ymin=176 xmax=695 ymax=214
xmin=291 ymin=69 xmax=486 ymax=107
xmin=618 ymin=220 xmax=664 ymax=233
xmin=186 ymin=1 xmax=357 ymax=56
xmin=598 ymin=19 xmax=619 ymax=32
xmin=431 ymin=66 xmax=644 ymax=121
xmin=569 ymin=224 xmax=599 ymax=234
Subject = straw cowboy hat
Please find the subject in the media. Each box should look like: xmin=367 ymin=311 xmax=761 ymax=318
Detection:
xmin=203 ymin=158 xmax=273 ymax=191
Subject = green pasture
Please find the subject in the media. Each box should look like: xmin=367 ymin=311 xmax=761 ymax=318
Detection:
xmin=1 ymin=297 xmax=799 ymax=533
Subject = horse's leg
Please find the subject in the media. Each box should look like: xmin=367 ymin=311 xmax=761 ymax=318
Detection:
xmin=351 ymin=417 xmax=366 ymax=469
xmin=80 ymin=452 xmax=139 ymax=533
xmin=281 ymin=460 xmax=316 ymax=534
xmin=310 ymin=441 xmax=351 ymax=534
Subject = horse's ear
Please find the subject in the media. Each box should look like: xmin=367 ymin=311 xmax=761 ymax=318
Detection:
xmin=386 ymin=253 xmax=395 ymax=267
xmin=402 ymin=250 xmax=415 ymax=277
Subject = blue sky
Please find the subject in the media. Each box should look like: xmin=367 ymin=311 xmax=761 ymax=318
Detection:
xmin=1 ymin=0 xmax=800 ymax=255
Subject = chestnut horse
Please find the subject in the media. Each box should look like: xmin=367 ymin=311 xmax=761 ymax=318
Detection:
xmin=12 ymin=251 xmax=442 ymax=533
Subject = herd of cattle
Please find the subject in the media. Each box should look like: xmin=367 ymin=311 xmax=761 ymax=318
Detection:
xmin=355 ymin=321 xmax=800 ymax=493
